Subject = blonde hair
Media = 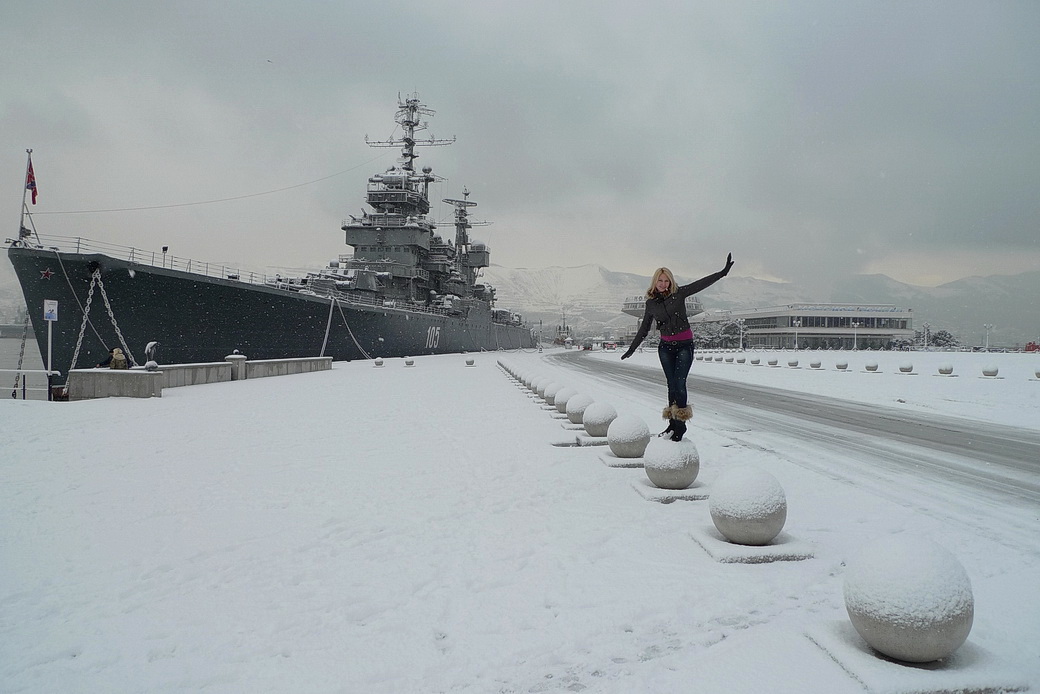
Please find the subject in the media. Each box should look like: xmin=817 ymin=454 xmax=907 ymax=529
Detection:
xmin=645 ymin=267 xmax=677 ymax=299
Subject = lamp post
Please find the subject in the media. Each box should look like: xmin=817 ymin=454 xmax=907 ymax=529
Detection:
xmin=792 ymin=318 xmax=801 ymax=350
xmin=852 ymin=321 xmax=861 ymax=350
xmin=984 ymin=324 xmax=994 ymax=351
xmin=733 ymin=318 xmax=746 ymax=350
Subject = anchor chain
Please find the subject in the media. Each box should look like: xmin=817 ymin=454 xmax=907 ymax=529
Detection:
xmin=9 ymin=313 xmax=31 ymax=398
xmin=95 ymin=273 xmax=136 ymax=367
xmin=67 ymin=269 xmax=137 ymax=371
xmin=67 ymin=272 xmax=99 ymax=374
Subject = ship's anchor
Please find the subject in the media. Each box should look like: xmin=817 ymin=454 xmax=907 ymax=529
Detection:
xmin=65 ymin=269 xmax=138 ymax=389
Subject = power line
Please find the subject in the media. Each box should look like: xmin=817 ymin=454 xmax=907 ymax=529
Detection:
xmin=31 ymin=151 xmax=393 ymax=215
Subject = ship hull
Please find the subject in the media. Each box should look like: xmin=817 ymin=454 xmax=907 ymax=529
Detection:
xmin=8 ymin=246 xmax=534 ymax=373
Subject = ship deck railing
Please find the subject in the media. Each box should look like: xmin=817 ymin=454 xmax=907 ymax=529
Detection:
xmin=13 ymin=234 xmax=526 ymax=326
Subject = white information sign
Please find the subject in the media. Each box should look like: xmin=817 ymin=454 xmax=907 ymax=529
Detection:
xmin=43 ymin=299 xmax=58 ymax=322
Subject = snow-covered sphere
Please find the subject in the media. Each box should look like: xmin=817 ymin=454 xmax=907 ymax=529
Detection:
xmin=714 ymin=355 xmax=723 ymax=362
xmin=709 ymin=467 xmax=787 ymax=546
xmin=835 ymin=360 xmax=848 ymax=370
xmin=554 ymin=387 xmax=578 ymax=414
xmin=643 ymin=437 xmax=700 ymax=489
xmin=606 ymin=415 xmax=651 ymax=458
xmin=582 ymin=401 xmax=618 ymax=437
xmin=538 ymin=378 xmax=554 ymax=397
xmin=465 ymin=357 xmax=475 ymax=367
xmin=374 ymin=358 xmax=384 ymax=368
xmin=938 ymin=364 xmax=954 ymax=375
xmin=810 ymin=359 xmax=822 ymax=369
xmin=566 ymin=393 xmax=594 ymax=424
xmin=865 ymin=361 xmax=879 ymax=372
xmin=982 ymin=365 xmax=999 ymax=377
xmin=788 ymin=359 xmax=799 ymax=368
xmin=724 ymin=356 xmax=734 ymax=363
xmin=899 ymin=362 xmax=913 ymax=373
xmin=750 ymin=357 xmax=761 ymax=365
xmin=768 ymin=358 xmax=778 ymax=366
xmin=736 ymin=357 xmax=746 ymax=364
xmin=844 ymin=536 xmax=974 ymax=663
xmin=144 ymin=360 xmax=159 ymax=372
xmin=531 ymin=377 xmax=545 ymax=394
xmin=543 ymin=382 xmax=562 ymax=405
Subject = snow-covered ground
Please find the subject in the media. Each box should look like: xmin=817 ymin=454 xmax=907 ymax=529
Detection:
xmin=2 ymin=347 xmax=1037 ymax=693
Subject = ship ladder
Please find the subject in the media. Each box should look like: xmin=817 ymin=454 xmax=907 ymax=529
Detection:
xmin=65 ymin=269 xmax=139 ymax=393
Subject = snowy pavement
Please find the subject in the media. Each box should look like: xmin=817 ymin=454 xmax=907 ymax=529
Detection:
xmin=1 ymin=348 xmax=1037 ymax=692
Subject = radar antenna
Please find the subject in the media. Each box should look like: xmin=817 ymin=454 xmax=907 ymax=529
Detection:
xmin=365 ymin=93 xmax=455 ymax=171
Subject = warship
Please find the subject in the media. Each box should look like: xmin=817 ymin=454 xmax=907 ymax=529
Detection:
xmin=7 ymin=94 xmax=535 ymax=380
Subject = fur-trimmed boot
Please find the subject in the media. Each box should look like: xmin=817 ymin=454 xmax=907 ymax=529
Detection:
xmin=670 ymin=405 xmax=693 ymax=441
xmin=659 ymin=404 xmax=676 ymax=437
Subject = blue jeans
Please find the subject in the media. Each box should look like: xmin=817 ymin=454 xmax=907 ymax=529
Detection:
xmin=658 ymin=340 xmax=694 ymax=409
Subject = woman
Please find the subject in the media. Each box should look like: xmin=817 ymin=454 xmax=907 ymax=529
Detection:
xmin=621 ymin=254 xmax=734 ymax=441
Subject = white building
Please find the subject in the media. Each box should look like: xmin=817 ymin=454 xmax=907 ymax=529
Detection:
xmin=694 ymin=303 xmax=915 ymax=349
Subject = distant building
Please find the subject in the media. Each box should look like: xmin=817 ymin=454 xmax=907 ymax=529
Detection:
xmin=694 ymin=304 xmax=914 ymax=349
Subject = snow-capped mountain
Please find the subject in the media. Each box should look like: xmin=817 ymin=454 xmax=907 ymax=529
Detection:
xmin=482 ymin=265 xmax=1040 ymax=348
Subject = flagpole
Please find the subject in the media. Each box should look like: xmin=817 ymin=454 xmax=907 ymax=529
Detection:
xmin=19 ymin=148 xmax=32 ymax=239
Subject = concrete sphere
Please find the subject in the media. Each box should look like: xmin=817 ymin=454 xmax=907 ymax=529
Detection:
xmin=788 ymin=359 xmax=799 ymax=367
xmin=768 ymin=358 xmax=779 ymax=366
xmin=714 ymin=355 xmax=724 ymax=362
xmin=643 ymin=437 xmax=700 ymax=489
xmin=938 ymin=364 xmax=954 ymax=375
xmin=836 ymin=360 xmax=848 ymax=370
xmin=554 ymin=387 xmax=578 ymax=413
xmin=374 ymin=358 xmax=384 ymax=368
xmin=982 ymin=365 xmax=999 ymax=377
xmin=1035 ymin=368 xmax=1040 ymax=379
xmin=606 ymin=415 xmax=651 ymax=458
xmin=725 ymin=356 xmax=734 ymax=363
xmin=582 ymin=401 xmax=618 ymax=437
xmin=709 ymin=466 xmax=787 ymax=546
xmin=465 ymin=357 xmax=475 ymax=367
xmin=737 ymin=357 xmax=746 ymax=364
xmin=844 ymin=536 xmax=974 ymax=663
xmin=865 ymin=361 xmax=879 ymax=372
xmin=543 ymin=382 xmax=562 ymax=405
xmin=750 ymin=357 xmax=761 ymax=365
xmin=536 ymin=378 xmax=552 ymax=397
xmin=899 ymin=362 xmax=914 ymax=373
xmin=810 ymin=359 xmax=822 ymax=369
xmin=566 ymin=393 xmax=594 ymax=424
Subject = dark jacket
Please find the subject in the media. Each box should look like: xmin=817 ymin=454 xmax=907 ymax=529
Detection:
xmin=624 ymin=268 xmax=729 ymax=356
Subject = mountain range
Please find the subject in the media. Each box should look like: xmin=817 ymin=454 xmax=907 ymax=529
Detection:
xmin=480 ymin=265 xmax=1040 ymax=349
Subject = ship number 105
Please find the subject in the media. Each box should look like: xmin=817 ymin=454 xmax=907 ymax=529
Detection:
xmin=425 ymin=326 xmax=441 ymax=349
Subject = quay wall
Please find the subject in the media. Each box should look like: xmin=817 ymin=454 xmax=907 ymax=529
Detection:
xmin=66 ymin=356 xmax=333 ymax=401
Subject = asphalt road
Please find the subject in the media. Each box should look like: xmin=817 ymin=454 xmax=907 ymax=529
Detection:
xmin=547 ymin=351 xmax=1040 ymax=513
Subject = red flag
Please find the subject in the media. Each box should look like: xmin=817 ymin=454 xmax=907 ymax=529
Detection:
xmin=26 ymin=158 xmax=38 ymax=205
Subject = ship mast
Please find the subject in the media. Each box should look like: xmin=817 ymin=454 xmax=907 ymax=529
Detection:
xmin=365 ymin=93 xmax=455 ymax=184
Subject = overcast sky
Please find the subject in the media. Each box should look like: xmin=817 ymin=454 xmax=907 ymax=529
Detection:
xmin=3 ymin=1 xmax=1038 ymax=287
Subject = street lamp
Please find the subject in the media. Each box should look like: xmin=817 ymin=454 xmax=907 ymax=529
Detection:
xmin=852 ymin=321 xmax=861 ymax=350
xmin=792 ymin=318 xmax=801 ymax=350
xmin=984 ymin=324 xmax=994 ymax=351
xmin=734 ymin=318 xmax=746 ymax=350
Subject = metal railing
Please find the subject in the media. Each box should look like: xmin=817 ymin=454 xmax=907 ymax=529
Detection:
xmin=2 ymin=368 xmax=61 ymax=400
